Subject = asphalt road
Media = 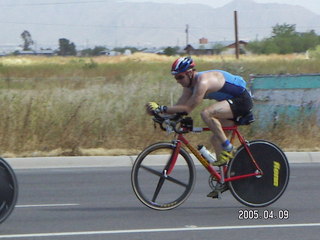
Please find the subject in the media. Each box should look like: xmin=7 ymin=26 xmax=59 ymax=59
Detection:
xmin=1 ymin=163 xmax=320 ymax=240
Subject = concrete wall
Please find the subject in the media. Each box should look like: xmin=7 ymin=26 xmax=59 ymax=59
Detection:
xmin=250 ymin=74 xmax=320 ymax=126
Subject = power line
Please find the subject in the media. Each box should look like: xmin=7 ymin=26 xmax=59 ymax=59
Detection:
xmin=0 ymin=18 xmax=177 ymax=30
xmin=1 ymin=20 xmax=319 ymax=39
xmin=2 ymin=20 xmax=320 ymax=31
xmin=0 ymin=0 xmax=109 ymax=7
xmin=0 ymin=21 xmax=194 ymax=30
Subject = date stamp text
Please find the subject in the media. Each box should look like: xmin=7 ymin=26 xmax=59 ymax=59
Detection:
xmin=238 ymin=209 xmax=289 ymax=220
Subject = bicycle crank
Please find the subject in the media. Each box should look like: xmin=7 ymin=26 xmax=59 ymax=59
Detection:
xmin=208 ymin=175 xmax=228 ymax=199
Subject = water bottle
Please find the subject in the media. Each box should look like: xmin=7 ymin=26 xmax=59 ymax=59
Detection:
xmin=197 ymin=145 xmax=215 ymax=164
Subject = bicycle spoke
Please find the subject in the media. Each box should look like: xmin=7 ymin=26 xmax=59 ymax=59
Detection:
xmin=152 ymin=176 xmax=166 ymax=202
xmin=0 ymin=202 xmax=8 ymax=215
xmin=166 ymin=175 xmax=189 ymax=188
xmin=0 ymin=202 xmax=4 ymax=211
xmin=140 ymin=165 xmax=163 ymax=177
xmin=140 ymin=164 xmax=188 ymax=188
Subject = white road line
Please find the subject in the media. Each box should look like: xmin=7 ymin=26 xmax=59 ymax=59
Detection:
xmin=0 ymin=223 xmax=320 ymax=239
xmin=16 ymin=203 xmax=79 ymax=208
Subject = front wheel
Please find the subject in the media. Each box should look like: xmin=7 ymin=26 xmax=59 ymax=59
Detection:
xmin=227 ymin=140 xmax=289 ymax=207
xmin=131 ymin=142 xmax=196 ymax=210
xmin=0 ymin=158 xmax=18 ymax=224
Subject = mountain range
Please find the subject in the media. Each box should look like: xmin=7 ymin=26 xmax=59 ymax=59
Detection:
xmin=1 ymin=0 xmax=319 ymax=49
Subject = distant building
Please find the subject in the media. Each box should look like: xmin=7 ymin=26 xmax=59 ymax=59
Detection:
xmin=184 ymin=42 xmax=217 ymax=55
xmin=17 ymin=50 xmax=36 ymax=55
xmin=185 ymin=38 xmax=249 ymax=55
xmin=36 ymin=49 xmax=55 ymax=56
xmin=199 ymin=37 xmax=209 ymax=44
xmin=221 ymin=40 xmax=248 ymax=55
xmin=142 ymin=48 xmax=165 ymax=54
xmin=99 ymin=50 xmax=111 ymax=55
xmin=16 ymin=49 xmax=55 ymax=56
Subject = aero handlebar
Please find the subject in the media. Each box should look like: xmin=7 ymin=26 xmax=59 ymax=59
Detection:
xmin=152 ymin=111 xmax=193 ymax=134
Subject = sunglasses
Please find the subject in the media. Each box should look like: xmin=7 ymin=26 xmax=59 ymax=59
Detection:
xmin=175 ymin=75 xmax=185 ymax=80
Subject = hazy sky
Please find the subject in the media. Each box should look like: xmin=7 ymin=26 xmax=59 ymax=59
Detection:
xmin=125 ymin=0 xmax=320 ymax=15
xmin=0 ymin=0 xmax=319 ymax=50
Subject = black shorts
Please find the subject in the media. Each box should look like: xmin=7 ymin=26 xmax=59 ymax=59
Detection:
xmin=226 ymin=90 xmax=253 ymax=121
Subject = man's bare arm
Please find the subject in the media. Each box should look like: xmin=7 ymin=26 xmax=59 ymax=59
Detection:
xmin=166 ymin=81 xmax=207 ymax=114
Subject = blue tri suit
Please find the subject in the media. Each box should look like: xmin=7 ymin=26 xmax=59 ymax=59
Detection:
xmin=193 ymin=70 xmax=253 ymax=124
xmin=195 ymin=70 xmax=247 ymax=101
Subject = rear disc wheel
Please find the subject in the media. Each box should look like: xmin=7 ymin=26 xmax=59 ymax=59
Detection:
xmin=227 ymin=140 xmax=289 ymax=207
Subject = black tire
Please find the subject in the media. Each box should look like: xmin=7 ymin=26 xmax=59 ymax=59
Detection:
xmin=227 ymin=140 xmax=289 ymax=207
xmin=131 ymin=142 xmax=196 ymax=210
xmin=0 ymin=158 xmax=18 ymax=224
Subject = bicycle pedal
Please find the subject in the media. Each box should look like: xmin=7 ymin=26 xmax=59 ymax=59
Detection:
xmin=207 ymin=190 xmax=223 ymax=199
xmin=207 ymin=184 xmax=228 ymax=199
xmin=207 ymin=191 xmax=219 ymax=198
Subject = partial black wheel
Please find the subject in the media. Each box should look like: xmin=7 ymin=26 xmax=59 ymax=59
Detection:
xmin=131 ymin=142 xmax=196 ymax=210
xmin=227 ymin=140 xmax=289 ymax=207
xmin=0 ymin=158 xmax=18 ymax=223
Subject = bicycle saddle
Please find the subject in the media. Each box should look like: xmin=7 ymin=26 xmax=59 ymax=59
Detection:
xmin=235 ymin=112 xmax=255 ymax=125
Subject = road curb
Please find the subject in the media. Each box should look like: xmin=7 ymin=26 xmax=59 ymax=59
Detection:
xmin=5 ymin=152 xmax=320 ymax=169
xmin=284 ymin=152 xmax=320 ymax=164
xmin=6 ymin=156 xmax=135 ymax=169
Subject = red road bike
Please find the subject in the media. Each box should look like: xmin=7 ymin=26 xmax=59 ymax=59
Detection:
xmin=131 ymin=112 xmax=290 ymax=210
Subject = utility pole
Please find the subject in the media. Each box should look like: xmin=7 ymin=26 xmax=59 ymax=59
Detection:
xmin=234 ymin=11 xmax=240 ymax=59
xmin=185 ymin=24 xmax=190 ymax=55
xmin=185 ymin=24 xmax=189 ymax=46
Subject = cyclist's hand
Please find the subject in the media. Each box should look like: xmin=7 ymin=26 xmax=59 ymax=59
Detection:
xmin=146 ymin=102 xmax=159 ymax=115
xmin=146 ymin=102 xmax=167 ymax=115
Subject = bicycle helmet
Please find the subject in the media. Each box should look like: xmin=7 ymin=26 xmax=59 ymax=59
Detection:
xmin=171 ymin=56 xmax=195 ymax=75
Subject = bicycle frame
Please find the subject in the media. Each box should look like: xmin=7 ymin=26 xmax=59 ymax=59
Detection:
xmin=167 ymin=126 xmax=263 ymax=183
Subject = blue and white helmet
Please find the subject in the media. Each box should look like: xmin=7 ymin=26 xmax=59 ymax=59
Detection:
xmin=171 ymin=57 xmax=195 ymax=75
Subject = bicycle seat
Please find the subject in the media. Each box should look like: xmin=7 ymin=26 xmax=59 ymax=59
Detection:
xmin=235 ymin=112 xmax=255 ymax=125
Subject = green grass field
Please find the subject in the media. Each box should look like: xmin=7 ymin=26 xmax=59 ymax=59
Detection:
xmin=0 ymin=53 xmax=319 ymax=157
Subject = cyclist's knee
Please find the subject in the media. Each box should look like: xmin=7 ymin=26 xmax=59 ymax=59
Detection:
xmin=201 ymin=108 xmax=216 ymax=120
xmin=201 ymin=109 xmax=210 ymax=121
xmin=201 ymin=108 xmax=220 ymax=123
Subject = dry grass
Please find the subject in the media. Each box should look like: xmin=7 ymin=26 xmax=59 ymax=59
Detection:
xmin=0 ymin=53 xmax=319 ymax=157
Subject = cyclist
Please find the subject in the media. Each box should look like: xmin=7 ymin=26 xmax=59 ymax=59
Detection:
xmin=146 ymin=56 xmax=253 ymax=167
